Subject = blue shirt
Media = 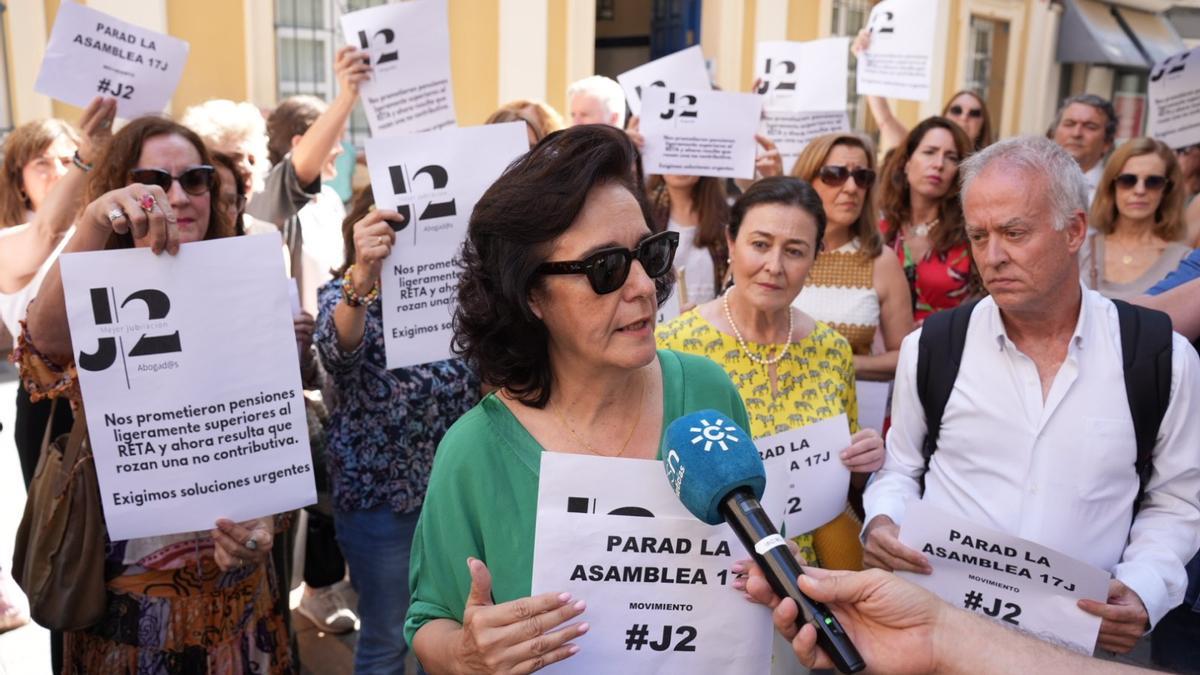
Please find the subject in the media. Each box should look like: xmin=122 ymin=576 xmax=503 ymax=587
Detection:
xmin=315 ymin=279 xmax=480 ymax=514
xmin=1147 ymin=248 xmax=1200 ymax=296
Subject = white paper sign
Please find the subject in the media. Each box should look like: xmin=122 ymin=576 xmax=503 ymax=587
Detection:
xmin=640 ymin=89 xmax=763 ymax=180
xmin=617 ymin=45 xmax=712 ymax=117
xmin=754 ymin=39 xmax=849 ymax=112
xmin=855 ymin=0 xmax=937 ymax=101
xmin=35 ymin=2 xmax=189 ymax=117
xmin=60 ymin=235 xmax=316 ymax=541
xmin=1147 ymin=47 xmax=1200 ymax=149
xmin=364 ymin=122 xmax=527 ymax=368
xmin=532 ymin=453 xmax=773 ymax=674
xmin=760 ymin=111 xmax=851 ymax=176
xmin=757 ymin=415 xmax=852 ymax=537
xmin=898 ymin=501 xmax=1110 ymax=654
xmin=341 ymin=0 xmax=456 ymax=137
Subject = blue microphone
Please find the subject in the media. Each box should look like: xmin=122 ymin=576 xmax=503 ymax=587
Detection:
xmin=664 ymin=410 xmax=865 ymax=674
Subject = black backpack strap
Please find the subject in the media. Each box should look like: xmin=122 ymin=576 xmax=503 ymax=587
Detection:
xmin=1112 ymin=300 xmax=1174 ymax=513
xmin=915 ymin=299 xmax=981 ymax=483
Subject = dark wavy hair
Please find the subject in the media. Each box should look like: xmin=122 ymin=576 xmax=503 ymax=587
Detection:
xmin=878 ymin=116 xmax=971 ymax=256
xmin=453 ymin=124 xmax=667 ymax=408
xmin=729 ymin=176 xmax=827 ymax=255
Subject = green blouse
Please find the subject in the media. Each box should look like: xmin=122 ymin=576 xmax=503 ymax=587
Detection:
xmin=404 ymin=349 xmax=750 ymax=646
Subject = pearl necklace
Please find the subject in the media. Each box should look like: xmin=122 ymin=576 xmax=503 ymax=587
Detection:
xmin=722 ymin=288 xmax=793 ymax=366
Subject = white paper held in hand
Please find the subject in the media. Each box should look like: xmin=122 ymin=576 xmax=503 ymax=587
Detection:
xmin=855 ymin=0 xmax=938 ymax=102
xmin=340 ymin=0 xmax=456 ymax=137
xmin=640 ymin=89 xmax=763 ymax=180
xmin=35 ymin=2 xmax=190 ymax=118
xmin=617 ymin=45 xmax=712 ymax=117
xmin=59 ymin=234 xmax=316 ymax=540
xmin=363 ymin=123 xmax=528 ymax=369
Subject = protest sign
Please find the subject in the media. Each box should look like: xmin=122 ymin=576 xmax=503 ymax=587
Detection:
xmin=1147 ymin=46 xmax=1200 ymax=149
xmin=59 ymin=234 xmax=315 ymax=541
xmin=341 ymin=0 xmax=456 ymax=137
xmin=364 ymin=122 xmax=527 ymax=368
xmin=35 ymin=2 xmax=189 ymax=118
xmin=532 ymin=453 xmax=773 ymax=674
xmin=754 ymin=39 xmax=849 ymax=112
xmin=856 ymin=0 xmax=937 ymax=101
xmin=760 ymin=111 xmax=851 ymax=176
xmin=757 ymin=415 xmax=852 ymax=537
xmin=640 ymin=89 xmax=763 ymax=180
xmin=617 ymin=45 xmax=711 ymax=117
xmin=898 ymin=501 xmax=1110 ymax=654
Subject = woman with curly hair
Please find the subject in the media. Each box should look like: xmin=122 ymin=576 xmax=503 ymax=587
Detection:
xmin=18 ymin=115 xmax=290 ymax=673
xmin=878 ymin=117 xmax=980 ymax=323
xmin=405 ymin=125 xmax=750 ymax=673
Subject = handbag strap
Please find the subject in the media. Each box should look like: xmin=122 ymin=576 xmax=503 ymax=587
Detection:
xmin=40 ymin=398 xmax=59 ymax=451
xmin=54 ymin=403 xmax=90 ymax=497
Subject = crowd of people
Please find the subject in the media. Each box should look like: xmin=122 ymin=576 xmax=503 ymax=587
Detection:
xmin=0 ymin=33 xmax=1198 ymax=675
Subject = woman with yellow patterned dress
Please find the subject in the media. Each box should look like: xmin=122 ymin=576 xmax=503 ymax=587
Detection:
xmin=656 ymin=177 xmax=884 ymax=570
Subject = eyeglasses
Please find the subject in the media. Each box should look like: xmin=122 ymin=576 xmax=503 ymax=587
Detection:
xmin=1114 ymin=173 xmax=1171 ymax=192
xmin=129 ymin=166 xmax=216 ymax=196
xmin=537 ymin=230 xmax=679 ymax=294
xmin=817 ymin=165 xmax=876 ymax=189
xmin=947 ymin=105 xmax=983 ymax=119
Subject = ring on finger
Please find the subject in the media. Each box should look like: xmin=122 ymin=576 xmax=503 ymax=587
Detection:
xmin=106 ymin=207 xmax=127 ymax=225
xmin=244 ymin=536 xmax=259 ymax=552
xmin=376 ymin=235 xmax=385 ymax=247
xmin=139 ymin=193 xmax=157 ymax=213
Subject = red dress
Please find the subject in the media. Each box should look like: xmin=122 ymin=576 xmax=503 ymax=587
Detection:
xmin=881 ymin=220 xmax=974 ymax=324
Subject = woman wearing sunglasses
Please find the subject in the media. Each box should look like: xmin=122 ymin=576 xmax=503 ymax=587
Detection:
xmin=18 ymin=116 xmax=293 ymax=672
xmin=879 ymin=117 xmax=979 ymax=324
xmin=853 ymin=29 xmax=993 ymax=154
xmin=313 ymin=185 xmax=479 ymax=672
xmin=407 ymin=125 xmax=750 ymax=673
xmin=657 ymin=176 xmax=884 ymax=573
xmin=1080 ymin=137 xmax=1193 ymax=300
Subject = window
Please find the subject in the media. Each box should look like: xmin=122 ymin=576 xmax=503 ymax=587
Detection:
xmin=274 ymin=0 xmax=390 ymax=147
xmin=964 ymin=17 xmax=995 ymax=102
xmin=831 ymin=0 xmax=870 ymax=131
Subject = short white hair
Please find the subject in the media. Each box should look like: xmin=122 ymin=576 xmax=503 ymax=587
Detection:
xmin=567 ymin=75 xmax=626 ymax=127
xmin=959 ymin=136 xmax=1088 ymax=231
xmin=181 ymin=99 xmax=267 ymax=156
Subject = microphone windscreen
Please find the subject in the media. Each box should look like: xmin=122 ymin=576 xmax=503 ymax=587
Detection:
xmin=663 ymin=410 xmax=765 ymax=525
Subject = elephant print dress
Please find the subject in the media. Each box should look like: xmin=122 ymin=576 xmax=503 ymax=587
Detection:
xmin=656 ymin=310 xmax=862 ymax=568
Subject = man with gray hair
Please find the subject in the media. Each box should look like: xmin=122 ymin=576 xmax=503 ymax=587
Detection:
xmin=1050 ymin=94 xmax=1117 ymax=204
xmin=567 ymin=75 xmax=626 ymax=128
xmin=862 ymin=136 xmax=1200 ymax=654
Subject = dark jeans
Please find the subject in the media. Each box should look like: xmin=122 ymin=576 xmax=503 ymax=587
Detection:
xmin=1152 ymin=604 xmax=1200 ymax=674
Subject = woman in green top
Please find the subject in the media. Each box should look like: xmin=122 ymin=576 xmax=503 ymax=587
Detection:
xmin=405 ymin=126 xmax=752 ymax=673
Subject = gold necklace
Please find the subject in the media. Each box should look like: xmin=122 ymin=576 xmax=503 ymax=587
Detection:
xmin=551 ymin=375 xmax=646 ymax=457
xmin=722 ymin=287 xmax=793 ymax=366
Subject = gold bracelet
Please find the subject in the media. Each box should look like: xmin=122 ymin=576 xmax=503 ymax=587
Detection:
xmin=341 ymin=265 xmax=380 ymax=307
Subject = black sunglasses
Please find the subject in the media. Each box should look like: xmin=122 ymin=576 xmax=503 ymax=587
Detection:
xmin=1114 ymin=173 xmax=1170 ymax=192
xmin=537 ymin=230 xmax=679 ymax=294
xmin=947 ymin=104 xmax=983 ymax=119
xmin=818 ymin=165 xmax=876 ymax=189
xmin=129 ymin=166 xmax=216 ymax=196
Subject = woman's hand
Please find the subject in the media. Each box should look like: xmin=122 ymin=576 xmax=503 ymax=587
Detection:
xmin=840 ymin=428 xmax=885 ymax=474
xmin=455 ymin=557 xmax=588 ymax=674
xmin=211 ymin=517 xmax=274 ymax=571
xmin=851 ymin=28 xmax=871 ymax=56
xmin=349 ymin=208 xmax=402 ymax=299
xmin=334 ymin=46 xmax=372 ymax=97
xmin=294 ymin=310 xmax=316 ymax=367
xmin=82 ymin=184 xmax=177 ymax=254
xmin=755 ymin=134 xmax=784 ymax=178
xmin=76 ymin=96 xmax=117 ymax=165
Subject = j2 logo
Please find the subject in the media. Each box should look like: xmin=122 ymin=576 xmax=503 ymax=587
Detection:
xmin=78 ymin=287 xmax=181 ymax=385
xmin=660 ymin=93 xmax=699 ymax=121
xmin=1151 ymin=52 xmax=1188 ymax=82
xmin=357 ymin=29 xmax=399 ymax=65
xmin=386 ymin=164 xmax=457 ymax=240
xmin=756 ymin=59 xmax=798 ymax=94
xmin=868 ymin=10 xmax=896 ymax=36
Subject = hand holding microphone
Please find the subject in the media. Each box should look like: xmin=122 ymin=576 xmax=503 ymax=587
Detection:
xmin=662 ymin=411 xmax=866 ymax=673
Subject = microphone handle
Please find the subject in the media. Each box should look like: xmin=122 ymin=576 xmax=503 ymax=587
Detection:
xmin=720 ymin=489 xmax=866 ymax=674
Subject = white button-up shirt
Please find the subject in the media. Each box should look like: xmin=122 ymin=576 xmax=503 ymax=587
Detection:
xmin=864 ymin=288 xmax=1200 ymax=625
